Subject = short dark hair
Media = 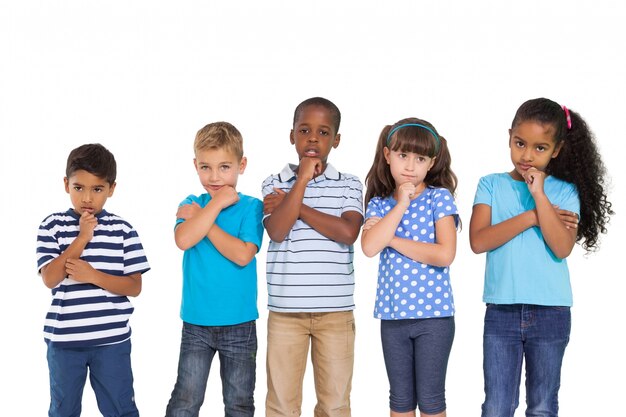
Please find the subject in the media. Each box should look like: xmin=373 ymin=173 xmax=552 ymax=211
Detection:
xmin=293 ymin=97 xmax=341 ymax=133
xmin=66 ymin=143 xmax=116 ymax=185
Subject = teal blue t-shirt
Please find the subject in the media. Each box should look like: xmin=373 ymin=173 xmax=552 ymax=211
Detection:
xmin=473 ymin=173 xmax=580 ymax=306
xmin=176 ymin=193 xmax=264 ymax=325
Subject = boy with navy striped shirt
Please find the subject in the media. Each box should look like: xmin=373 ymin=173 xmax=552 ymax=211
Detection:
xmin=36 ymin=143 xmax=150 ymax=417
xmin=262 ymin=97 xmax=364 ymax=417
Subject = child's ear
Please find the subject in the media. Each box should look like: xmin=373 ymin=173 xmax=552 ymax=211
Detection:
xmin=551 ymin=141 xmax=565 ymax=159
xmin=239 ymin=156 xmax=248 ymax=174
xmin=108 ymin=182 xmax=116 ymax=197
xmin=290 ymin=130 xmax=295 ymax=145
xmin=383 ymin=147 xmax=391 ymax=164
xmin=64 ymin=177 xmax=70 ymax=193
xmin=428 ymin=157 xmax=437 ymax=171
xmin=333 ymin=133 xmax=341 ymax=148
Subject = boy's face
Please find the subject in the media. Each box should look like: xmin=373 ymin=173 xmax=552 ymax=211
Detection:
xmin=194 ymin=147 xmax=247 ymax=197
xmin=64 ymin=169 xmax=116 ymax=216
xmin=290 ymin=105 xmax=340 ymax=170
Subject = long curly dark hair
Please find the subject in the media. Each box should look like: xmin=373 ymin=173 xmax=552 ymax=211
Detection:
xmin=364 ymin=117 xmax=457 ymax=206
xmin=511 ymin=98 xmax=614 ymax=251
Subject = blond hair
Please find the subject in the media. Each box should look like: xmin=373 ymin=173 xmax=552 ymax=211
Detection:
xmin=194 ymin=121 xmax=244 ymax=160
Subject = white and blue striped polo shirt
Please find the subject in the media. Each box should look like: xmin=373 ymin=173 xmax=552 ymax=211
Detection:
xmin=262 ymin=163 xmax=363 ymax=312
xmin=36 ymin=209 xmax=150 ymax=348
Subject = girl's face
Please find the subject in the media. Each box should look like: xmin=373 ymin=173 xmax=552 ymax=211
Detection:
xmin=384 ymin=147 xmax=435 ymax=191
xmin=508 ymin=121 xmax=563 ymax=181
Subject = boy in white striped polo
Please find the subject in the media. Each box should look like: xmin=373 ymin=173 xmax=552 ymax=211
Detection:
xmin=262 ymin=97 xmax=364 ymax=417
xmin=36 ymin=143 xmax=150 ymax=417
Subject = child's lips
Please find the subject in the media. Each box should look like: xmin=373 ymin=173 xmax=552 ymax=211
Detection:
xmin=304 ymin=149 xmax=319 ymax=157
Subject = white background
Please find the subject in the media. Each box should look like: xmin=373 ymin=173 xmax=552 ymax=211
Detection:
xmin=2 ymin=1 xmax=624 ymax=415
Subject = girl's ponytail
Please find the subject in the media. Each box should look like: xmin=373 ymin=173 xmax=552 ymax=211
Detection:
xmin=514 ymin=98 xmax=613 ymax=251
xmin=426 ymin=135 xmax=457 ymax=196
xmin=548 ymin=109 xmax=613 ymax=251
xmin=364 ymin=125 xmax=395 ymax=206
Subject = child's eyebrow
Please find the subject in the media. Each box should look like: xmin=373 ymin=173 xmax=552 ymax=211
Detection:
xmin=197 ymin=161 xmax=234 ymax=165
xmin=513 ymin=135 xmax=552 ymax=147
xmin=71 ymin=181 xmax=106 ymax=188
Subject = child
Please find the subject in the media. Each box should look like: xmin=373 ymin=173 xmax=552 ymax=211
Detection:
xmin=361 ymin=118 xmax=459 ymax=417
xmin=164 ymin=121 xmax=264 ymax=417
xmin=36 ymin=143 xmax=150 ymax=417
xmin=262 ymin=97 xmax=363 ymax=417
xmin=469 ymin=98 xmax=614 ymax=417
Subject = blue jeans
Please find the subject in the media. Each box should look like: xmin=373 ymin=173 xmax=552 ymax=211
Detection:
xmin=381 ymin=317 xmax=455 ymax=414
xmin=481 ymin=304 xmax=570 ymax=417
xmin=165 ymin=321 xmax=257 ymax=417
xmin=47 ymin=339 xmax=138 ymax=417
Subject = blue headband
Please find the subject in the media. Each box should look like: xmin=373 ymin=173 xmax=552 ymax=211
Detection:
xmin=386 ymin=123 xmax=440 ymax=152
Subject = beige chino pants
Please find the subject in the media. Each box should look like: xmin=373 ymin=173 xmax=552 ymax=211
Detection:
xmin=265 ymin=311 xmax=355 ymax=417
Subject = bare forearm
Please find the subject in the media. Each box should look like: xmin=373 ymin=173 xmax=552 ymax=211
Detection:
xmin=299 ymin=206 xmax=361 ymax=245
xmin=389 ymin=216 xmax=457 ymax=267
xmin=534 ymin=195 xmax=576 ymax=258
xmin=389 ymin=238 xmax=455 ymax=267
xmin=265 ymin=181 xmax=307 ymax=242
xmin=89 ymin=271 xmax=142 ymax=297
xmin=207 ymin=225 xmax=257 ymax=266
xmin=470 ymin=210 xmax=535 ymax=253
xmin=175 ymin=203 xmax=221 ymax=250
xmin=361 ymin=209 xmax=405 ymax=257
xmin=41 ymin=237 xmax=89 ymax=288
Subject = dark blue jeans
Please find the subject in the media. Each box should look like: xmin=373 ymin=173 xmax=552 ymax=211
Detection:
xmin=381 ymin=317 xmax=455 ymax=414
xmin=481 ymin=304 xmax=570 ymax=417
xmin=47 ymin=339 xmax=138 ymax=417
xmin=165 ymin=321 xmax=257 ymax=417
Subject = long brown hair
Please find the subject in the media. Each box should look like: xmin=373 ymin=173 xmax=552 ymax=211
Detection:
xmin=511 ymin=98 xmax=613 ymax=251
xmin=364 ymin=117 xmax=457 ymax=206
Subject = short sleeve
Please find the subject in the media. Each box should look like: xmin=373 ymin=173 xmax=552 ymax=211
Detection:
xmin=557 ymin=183 xmax=580 ymax=216
xmin=342 ymin=176 xmax=363 ymax=215
xmin=473 ymin=175 xmax=494 ymax=207
xmin=365 ymin=197 xmax=385 ymax=219
xmin=432 ymin=188 xmax=459 ymax=226
xmin=175 ymin=194 xmax=199 ymax=227
xmin=36 ymin=219 xmax=60 ymax=273
xmin=123 ymin=225 xmax=151 ymax=275
xmin=239 ymin=197 xmax=264 ymax=252
xmin=261 ymin=175 xmax=276 ymax=199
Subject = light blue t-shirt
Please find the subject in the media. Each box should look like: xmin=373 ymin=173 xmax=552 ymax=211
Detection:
xmin=473 ymin=173 xmax=580 ymax=306
xmin=366 ymin=187 xmax=459 ymax=320
xmin=176 ymin=193 xmax=263 ymax=326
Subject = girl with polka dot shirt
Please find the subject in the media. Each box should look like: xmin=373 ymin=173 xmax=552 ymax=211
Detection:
xmin=361 ymin=118 xmax=459 ymax=417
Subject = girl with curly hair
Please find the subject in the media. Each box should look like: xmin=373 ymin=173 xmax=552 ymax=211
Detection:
xmin=470 ymin=97 xmax=613 ymax=417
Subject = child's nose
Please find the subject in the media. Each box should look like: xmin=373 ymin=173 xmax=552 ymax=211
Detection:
xmin=82 ymin=191 xmax=92 ymax=202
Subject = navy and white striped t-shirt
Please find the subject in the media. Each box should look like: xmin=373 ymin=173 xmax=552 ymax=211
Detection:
xmin=36 ymin=209 xmax=150 ymax=348
xmin=262 ymin=163 xmax=363 ymax=312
